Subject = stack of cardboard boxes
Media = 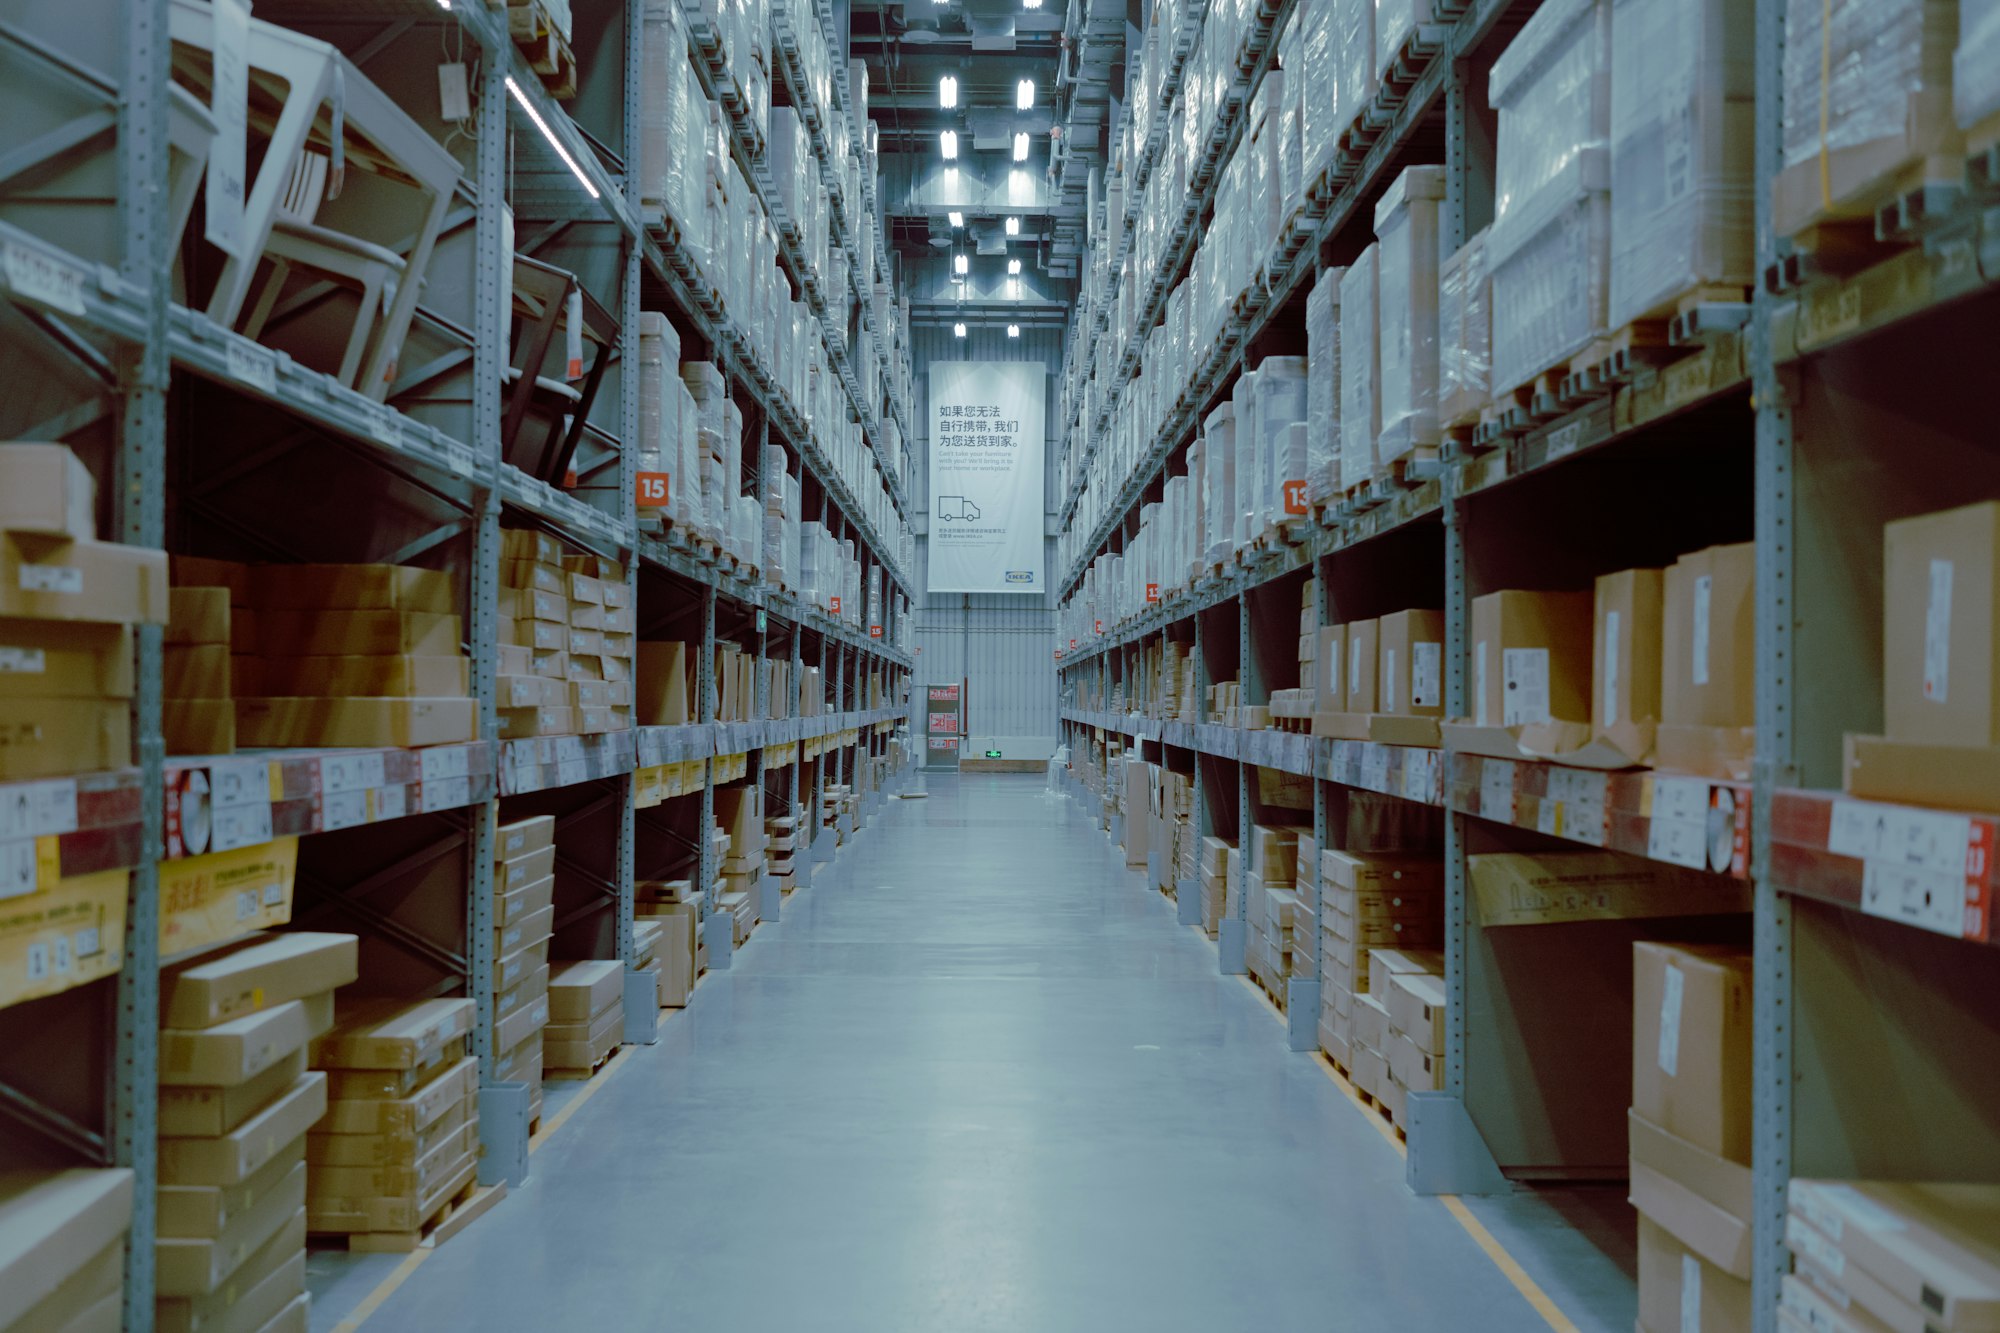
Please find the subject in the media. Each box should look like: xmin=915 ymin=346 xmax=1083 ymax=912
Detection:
xmin=1199 ymin=837 xmax=1231 ymax=935
xmin=497 ymin=532 xmax=635 ymax=738
xmin=546 ymin=960 xmax=624 ymax=1076
xmin=164 ymin=584 xmax=237 ymax=755
xmin=1311 ymin=609 xmax=1445 ymax=743
xmin=0 ymin=1167 xmax=133 ymax=1332
xmin=307 ymin=998 xmax=479 ymax=1245
xmin=236 ymin=563 xmax=475 ymax=749
xmin=1782 ymin=1179 xmax=2000 ymax=1333
xmin=1244 ymin=824 xmax=1307 ymax=993
xmin=634 ymin=879 xmax=698 ymax=1006
xmin=1316 ymin=849 xmax=1443 ymax=1088
xmin=156 ymin=933 xmax=357 ymax=1331
xmin=715 ymin=785 xmax=766 ymax=905
xmin=0 ymin=442 xmax=167 ymax=782
xmin=1271 ymin=579 xmax=1321 ymax=723
xmin=766 ymin=814 xmax=798 ymax=886
xmin=1207 ymin=680 xmax=1241 ymax=726
xmin=492 ymin=815 xmax=556 ymax=1129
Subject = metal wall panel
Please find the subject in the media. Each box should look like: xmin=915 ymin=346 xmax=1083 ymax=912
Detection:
xmin=911 ymin=321 xmax=1063 ymax=756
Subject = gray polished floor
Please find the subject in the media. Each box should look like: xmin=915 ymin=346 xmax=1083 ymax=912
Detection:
xmin=317 ymin=772 xmax=1633 ymax=1332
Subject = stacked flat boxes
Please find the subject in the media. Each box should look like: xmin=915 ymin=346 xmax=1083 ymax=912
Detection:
xmin=715 ymin=784 xmax=766 ymax=909
xmin=155 ymin=932 xmax=356 ymax=1332
xmin=306 ymin=998 xmax=478 ymax=1245
xmin=493 ymin=815 xmax=557 ymax=1129
xmin=163 ymin=584 xmax=236 ymax=754
xmin=0 ymin=1168 xmax=134 ymax=1333
xmin=1199 ymin=837 xmax=1231 ymax=935
xmin=546 ymin=960 xmax=624 ymax=1076
xmin=1316 ymin=850 xmax=1442 ymax=1081
xmin=766 ymin=814 xmax=797 ymax=883
xmin=1245 ymin=825 xmax=1307 ymax=992
xmin=0 ymin=443 xmax=167 ymax=783
xmin=497 ymin=532 xmax=635 ymax=737
xmin=1271 ymin=578 xmax=1321 ymax=721
xmin=634 ymin=879 xmax=698 ymax=1007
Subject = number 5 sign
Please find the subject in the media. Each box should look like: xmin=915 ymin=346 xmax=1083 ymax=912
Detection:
xmin=636 ymin=472 xmax=670 ymax=508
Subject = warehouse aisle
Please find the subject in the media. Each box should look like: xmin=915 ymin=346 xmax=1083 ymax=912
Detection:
xmin=313 ymin=774 xmax=1630 ymax=1333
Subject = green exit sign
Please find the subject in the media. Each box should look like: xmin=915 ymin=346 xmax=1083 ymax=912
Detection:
xmin=984 ymin=750 xmax=1002 ymax=758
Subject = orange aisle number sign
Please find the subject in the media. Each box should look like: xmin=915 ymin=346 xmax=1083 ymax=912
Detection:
xmin=1283 ymin=479 xmax=1309 ymax=516
xmin=831 ymin=596 xmax=842 ymax=614
xmin=637 ymin=472 xmax=670 ymax=508
xmin=1146 ymin=582 xmax=1160 ymax=603
xmin=869 ymin=625 xmax=882 ymax=638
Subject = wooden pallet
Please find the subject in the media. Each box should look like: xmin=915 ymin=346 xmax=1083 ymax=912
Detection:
xmin=508 ymin=0 xmax=577 ymax=100
xmin=545 ymin=1046 xmax=618 ymax=1081
xmin=1271 ymin=714 xmax=1312 ymax=735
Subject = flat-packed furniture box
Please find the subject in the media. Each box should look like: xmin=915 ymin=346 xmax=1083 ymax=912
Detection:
xmin=1373 ymin=166 xmax=1446 ymax=470
xmin=1784 ymin=1180 xmax=2000 ymax=1333
xmin=547 ymin=959 xmax=624 ymax=1074
xmin=0 ymin=1167 xmax=134 ymax=1333
xmin=1657 ymin=543 xmax=1755 ymax=778
xmin=1469 ymin=590 xmax=1594 ymax=729
xmin=1438 ymin=230 xmax=1491 ymax=432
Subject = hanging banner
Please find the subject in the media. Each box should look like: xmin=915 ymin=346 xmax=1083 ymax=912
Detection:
xmin=927 ymin=361 xmax=1045 ymax=594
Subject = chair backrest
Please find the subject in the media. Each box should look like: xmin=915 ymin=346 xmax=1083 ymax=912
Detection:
xmin=277 ymin=149 xmax=328 ymax=224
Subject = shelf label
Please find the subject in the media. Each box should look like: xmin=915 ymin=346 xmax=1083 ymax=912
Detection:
xmin=1827 ymin=797 xmax=1989 ymax=938
xmin=1860 ymin=861 xmax=1973 ymax=938
xmin=365 ymin=400 xmax=400 ymax=447
xmin=210 ymin=801 xmax=274 ymax=853
xmin=1361 ymin=745 xmax=1390 ymax=793
xmin=18 ymin=564 xmax=83 ymax=595
xmin=207 ymin=757 xmax=273 ymax=808
xmin=1543 ymin=767 xmax=1609 ymax=846
xmin=1546 ymin=420 xmax=1584 ymax=461
xmin=637 ymin=471 xmax=671 ymax=508
xmin=1799 ymin=282 xmax=1862 ymax=347
xmin=420 ymin=745 xmax=472 ymax=783
xmin=418 ymin=775 xmax=471 ymax=813
xmin=3 ymin=240 xmax=87 ymax=315
xmin=0 ymin=841 xmax=38 ymax=900
xmin=318 ymin=752 xmax=387 ymax=795
xmin=1146 ymin=582 xmax=1160 ymax=604
xmin=322 ymin=789 xmax=367 ymax=831
xmin=223 ymin=338 xmax=277 ymax=394
xmin=1282 ymin=480 xmax=1309 ymax=516
xmin=0 ymin=780 xmax=79 ymax=841
xmin=1480 ymin=759 xmax=1516 ymax=822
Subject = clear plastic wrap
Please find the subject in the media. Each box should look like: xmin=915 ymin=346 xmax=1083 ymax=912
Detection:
xmin=1376 ymin=0 xmax=1433 ymax=79
xmin=1302 ymin=0 xmax=1339 ymax=186
xmin=640 ymin=0 xmax=694 ymax=227
xmin=1607 ymin=0 xmax=1755 ymax=327
xmin=1336 ymin=0 xmax=1376 ymax=138
xmin=1491 ymin=192 xmax=1611 ymax=393
xmin=1438 ymin=229 xmax=1492 ymax=430
xmin=1779 ymin=0 xmax=1957 ymax=234
xmin=1374 ymin=165 xmax=1446 ymax=463
xmin=1232 ymin=369 xmax=1259 ymax=547
xmin=1338 ymin=247 xmax=1379 ymax=494
xmin=680 ymin=360 xmax=727 ymax=541
xmin=1305 ymin=267 xmax=1343 ymax=504
xmin=1185 ymin=436 xmax=1207 ymax=582
xmin=722 ymin=398 xmax=744 ymax=555
xmin=1253 ymin=356 xmax=1308 ymax=526
xmin=637 ymin=313 xmax=681 ymax=525
xmin=1960 ymin=0 xmax=2000 ymax=129
xmin=1202 ymin=404 xmax=1236 ymax=568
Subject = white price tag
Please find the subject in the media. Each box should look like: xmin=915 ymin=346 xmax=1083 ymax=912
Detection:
xmin=1651 ymin=776 xmax=1712 ymax=825
xmin=1545 ymin=767 xmax=1609 ymax=846
xmin=3 ymin=240 xmax=87 ymax=315
xmin=1361 ymin=745 xmax=1391 ymax=793
xmin=319 ymin=752 xmax=387 ymax=795
xmin=1648 ymin=814 xmax=1710 ymax=869
xmin=223 ymin=338 xmax=277 ymax=393
xmin=420 ymin=745 xmax=472 ymax=782
xmin=445 ymin=444 xmax=478 ymax=479
xmin=419 ymin=775 xmax=471 ymax=812
xmin=19 ymin=564 xmax=84 ymax=595
xmin=0 ymin=647 xmax=47 ymax=674
xmin=1480 ymin=759 xmax=1516 ymax=822
xmin=207 ymin=757 xmax=271 ymax=808
xmin=0 ymin=780 xmax=79 ymax=840
xmin=322 ymin=789 xmax=367 ymax=831
xmin=1827 ymin=798 xmax=1973 ymax=875
xmin=1860 ymin=862 xmax=1969 ymax=938
xmin=211 ymin=801 xmax=274 ymax=853
xmin=1 ymin=841 xmax=38 ymax=900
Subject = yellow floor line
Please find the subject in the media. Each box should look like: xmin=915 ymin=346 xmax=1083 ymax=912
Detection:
xmin=531 ymin=1046 xmax=634 ymax=1154
xmin=1245 ymin=978 xmax=1579 ymax=1333
xmin=328 ymin=1250 xmax=430 ymax=1333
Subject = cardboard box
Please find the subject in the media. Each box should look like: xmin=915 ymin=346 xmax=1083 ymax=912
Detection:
xmin=1595 ymin=567 xmax=1665 ymax=735
xmin=0 ymin=443 xmax=95 ymax=539
xmin=544 ymin=1003 xmax=621 ymax=1070
xmin=249 ymin=564 xmax=455 ymax=614
xmin=6 ymin=1237 xmax=118 ymax=1332
xmin=494 ymin=993 xmax=550 ymax=1052
xmin=0 ymin=619 xmax=133 ymax=699
xmin=636 ymin=641 xmax=691 ymax=725
xmin=256 ymin=655 xmax=468 ymax=698
xmin=1780 ymin=1272 xmax=1899 ymax=1333
xmin=158 ymin=1146 xmax=300 ymax=1240
xmin=0 ymin=1167 xmax=133 ymax=1330
xmin=153 ymin=1161 xmax=304 ymax=1297
xmin=495 ymin=905 xmax=555 ymax=959
xmin=1345 ymin=618 xmax=1379 ymax=712
xmin=502 ymin=531 xmax=563 ymax=564
xmin=235 ymin=696 xmax=476 ymax=748
xmin=163 ymin=698 xmax=236 ymax=755
xmin=548 ymin=959 xmax=624 ymax=1022
xmin=1884 ymin=501 xmax=2000 ymax=748
xmin=166 ymin=588 xmax=231 ymax=646
xmin=157 ymin=839 xmax=299 ymax=959
xmin=159 ymin=994 xmax=331 ymax=1087
xmin=156 ymin=1073 xmax=326 ymax=1186
xmin=311 ymin=998 xmax=473 ymax=1071
xmin=1629 ymin=1108 xmax=1754 ymax=1278
xmin=1633 ymin=942 xmax=1752 ymax=1163
xmin=1389 ymin=1029 xmax=1443 ymax=1093
xmin=1787 ymin=1180 xmax=2000 ymax=1331
xmin=320 ymin=1046 xmax=462 ymax=1102
xmin=157 ymin=1050 xmax=308 ymax=1138
xmin=306 ymin=1123 xmax=473 ymax=1203
xmin=1314 ymin=624 xmax=1347 ymax=713
xmin=160 ymin=932 xmax=359 ymax=1029
xmin=0 ymin=696 xmax=129 ymax=780
xmin=498 ymin=586 xmax=568 ymax=625
xmin=1662 ymin=544 xmax=1754 ymax=728
xmin=496 ymin=674 xmax=561 ymax=710
xmin=168 ymin=556 xmax=251 ymax=602
xmin=0 ymin=868 xmax=127 ymax=1009
xmin=1842 ymin=731 xmax=2000 ymax=815
xmin=494 ymin=938 xmax=549 ymax=993
xmin=497 ymin=845 xmax=555 ymax=892
xmin=494 ymin=1031 xmax=542 ymax=1088
xmin=494 ymin=964 xmax=550 ymax=1028
xmin=1387 ymin=971 xmax=1446 ymax=1053
xmin=1364 ymin=946 xmax=1444 ymax=999
xmin=1352 ymin=992 xmax=1390 ymax=1053
xmin=254 ymin=610 xmax=460 ymax=658
xmin=154 ymin=1209 xmax=304 ymax=1333
xmin=1470 ymin=590 xmax=1593 ymax=728
xmin=496 ymin=875 xmax=555 ymax=928
xmin=316 ymin=1057 xmax=477 ymax=1137
xmin=1638 ymin=1215 xmax=1752 ymax=1333
xmin=0 ymin=533 xmax=168 ymax=625
xmin=303 ymin=1151 xmax=476 ymax=1236
xmin=1468 ymin=851 xmax=1750 ymax=927
xmin=1377 ymin=610 xmax=1445 ymax=717
xmin=162 ymin=642 xmax=228 ymax=699
xmin=496 ymin=815 xmax=555 ymax=860
xmin=499 ymin=704 xmax=573 ymax=738
xmin=307 ymin=1097 xmax=469 ymax=1171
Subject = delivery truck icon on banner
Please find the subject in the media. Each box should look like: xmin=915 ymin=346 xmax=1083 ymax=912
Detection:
xmin=936 ymin=496 xmax=981 ymax=522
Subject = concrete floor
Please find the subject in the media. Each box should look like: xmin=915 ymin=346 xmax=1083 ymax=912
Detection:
xmin=311 ymin=772 xmax=1635 ymax=1332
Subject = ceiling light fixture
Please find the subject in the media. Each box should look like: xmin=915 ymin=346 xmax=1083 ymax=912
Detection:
xmin=954 ymin=322 xmax=966 ymax=338
xmin=1008 ymin=258 xmax=1021 ymax=274
xmin=947 ymin=211 xmax=963 ymax=227
xmin=954 ymin=254 xmax=969 ymax=275
xmin=506 ymin=78 xmax=599 ymax=200
xmin=939 ymin=75 xmax=957 ymax=109
xmin=1007 ymin=324 xmax=1020 ymax=337
xmin=1017 ymin=79 xmax=1034 ymax=110
xmin=1005 ymin=216 xmax=1020 ymax=236
xmin=941 ymin=130 xmax=958 ymax=160
xmin=1012 ymin=131 xmax=1030 ymax=162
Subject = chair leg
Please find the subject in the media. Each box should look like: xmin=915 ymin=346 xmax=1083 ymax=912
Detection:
xmin=241 ymin=257 xmax=293 ymax=341
xmin=336 ymin=270 xmax=384 ymax=388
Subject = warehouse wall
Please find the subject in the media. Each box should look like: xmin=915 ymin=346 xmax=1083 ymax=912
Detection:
xmin=911 ymin=321 xmax=1062 ymax=760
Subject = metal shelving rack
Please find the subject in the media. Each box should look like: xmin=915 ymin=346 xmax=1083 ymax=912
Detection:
xmin=1053 ymin=0 xmax=2000 ymax=1328
xmin=0 ymin=0 xmax=916 ymax=1320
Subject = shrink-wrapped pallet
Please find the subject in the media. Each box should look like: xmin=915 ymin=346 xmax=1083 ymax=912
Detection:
xmin=1232 ymin=369 xmax=1260 ymax=548
xmin=1487 ymin=0 xmax=1611 ymax=394
xmin=1438 ymin=229 xmax=1492 ymax=430
xmin=641 ymin=0 xmax=698 ymax=229
xmin=1302 ymin=0 xmax=1339 ymax=187
xmin=1338 ymin=246 xmax=1379 ymax=494
xmin=637 ymin=314 xmax=683 ymax=527
xmin=1606 ymin=0 xmax=1755 ymax=328
xmin=1185 ymin=436 xmax=1207 ymax=582
xmin=1202 ymin=404 xmax=1236 ymax=569
xmin=1375 ymin=166 xmax=1446 ymax=466
xmin=1280 ymin=25 xmax=1303 ymax=220
xmin=1336 ymin=0 xmax=1376 ymax=139
xmin=1253 ymin=357 xmax=1309 ymax=528
xmin=1960 ymin=1 xmax=2000 ymax=134
xmin=1376 ymin=0 xmax=1433 ymax=79
xmin=1164 ymin=475 xmax=1190 ymax=594
xmin=680 ymin=361 xmax=727 ymax=542
xmin=1778 ymin=0 xmax=1959 ymax=237
xmin=1306 ymin=266 xmax=1344 ymax=503
xmin=722 ymin=398 xmax=745 ymax=556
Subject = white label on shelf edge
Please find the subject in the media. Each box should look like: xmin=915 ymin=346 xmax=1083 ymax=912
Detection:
xmin=1503 ymin=647 xmax=1551 ymax=726
xmin=0 ymin=842 xmax=36 ymax=900
xmin=1474 ymin=641 xmax=1488 ymax=727
xmin=1383 ymin=648 xmax=1399 ymax=713
xmin=2 ymin=241 xmax=86 ymax=315
xmin=0 ymin=648 xmax=46 ymax=674
xmin=18 ymin=565 xmax=83 ymax=595
xmin=1692 ymin=575 xmax=1712 ymax=685
xmin=1480 ymin=759 xmax=1515 ymax=822
xmin=1657 ymin=962 xmax=1684 ymax=1075
xmin=1603 ymin=610 xmax=1621 ymax=725
xmin=1924 ymin=558 xmax=1952 ymax=701
xmin=1787 ymin=1218 xmax=1845 ymax=1278
xmin=1826 ymin=798 xmax=1973 ymax=875
xmin=224 ymin=338 xmax=277 ymax=393
xmin=1860 ymin=861 xmax=1967 ymax=937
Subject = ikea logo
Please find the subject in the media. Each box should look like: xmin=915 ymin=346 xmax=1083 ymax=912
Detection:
xmin=1005 ymin=571 xmax=1034 ymax=584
